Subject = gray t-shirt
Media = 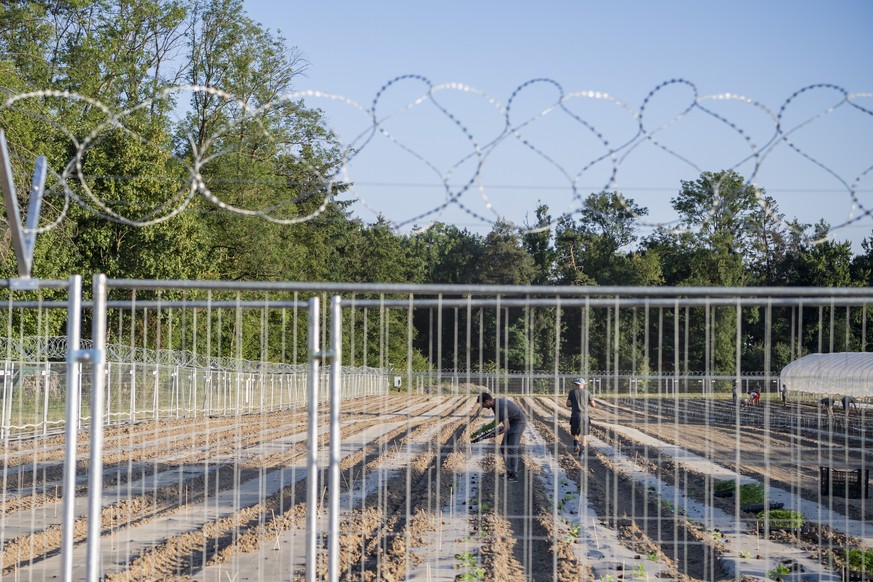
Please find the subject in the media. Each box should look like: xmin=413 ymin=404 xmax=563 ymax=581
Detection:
xmin=567 ymin=388 xmax=593 ymax=416
xmin=493 ymin=398 xmax=525 ymax=424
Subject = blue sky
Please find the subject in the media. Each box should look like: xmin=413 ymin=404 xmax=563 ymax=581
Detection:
xmin=243 ymin=0 xmax=872 ymax=250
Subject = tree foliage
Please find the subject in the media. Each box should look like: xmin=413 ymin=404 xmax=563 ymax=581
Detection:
xmin=1 ymin=3 xmax=871 ymax=375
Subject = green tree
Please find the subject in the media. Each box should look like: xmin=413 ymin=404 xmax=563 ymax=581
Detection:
xmin=476 ymin=220 xmax=536 ymax=285
xmin=523 ymin=203 xmax=554 ymax=285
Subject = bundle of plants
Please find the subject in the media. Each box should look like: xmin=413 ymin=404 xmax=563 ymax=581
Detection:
xmin=737 ymin=482 xmax=783 ymax=512
xmin=470 ymin=421 xmax=503 ymax=443
xmin=713 ymin=480 xmax=736 ymax=497
xmin=756 ymin=509 xmax=804 ymax=530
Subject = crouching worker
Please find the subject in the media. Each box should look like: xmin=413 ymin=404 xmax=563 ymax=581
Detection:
xmin=842 ymin=395 xmax=859 ymax=415
xmin=472 ymin=392 xmax=527 ymax=482
xmin=567 ymin=377 xmax=596 ymax=454
xmin=820 ymin=396 xmax=835 ymax=416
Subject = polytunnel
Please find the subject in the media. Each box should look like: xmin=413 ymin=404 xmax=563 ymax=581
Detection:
xmin=779 ymin=352 xmax=873 ymax=399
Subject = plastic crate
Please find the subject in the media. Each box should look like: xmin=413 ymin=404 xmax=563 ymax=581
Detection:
xmin=820 ymin=466 xmax=870 ymax=499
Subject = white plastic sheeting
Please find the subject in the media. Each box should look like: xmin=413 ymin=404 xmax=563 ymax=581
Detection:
xmin=779 ymin=352 xmax=873 ymax=398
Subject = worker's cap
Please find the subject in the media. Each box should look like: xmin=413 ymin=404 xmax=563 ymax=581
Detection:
xmin=573 ymin=377 xmax=586 ymax=386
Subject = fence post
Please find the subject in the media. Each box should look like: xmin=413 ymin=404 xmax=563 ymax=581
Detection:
xmin=328 ymin=296 xmax=342 ymax=582
xmin=41 ymin=367 xmax=49 ymax=435
xmin=86 ymin=273 xmax=107 ymax=582
xmin=60 ymin=275 xmax=83 ymax=582
xmin=305 ymin=297 xmax=320 ymax=582
xmin=0 ymin=363 xmax=8 ymax=440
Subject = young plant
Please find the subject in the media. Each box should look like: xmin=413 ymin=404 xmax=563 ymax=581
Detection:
xmin=646 ymin=552 xmax=659 ymax=562
xmin=567 ymin=523 xmax=581 ymax=540
xmin=631 ymin=562 xmax=647 ymax=579
xmin=845 ymin=548 xmax=873 ymax=574
xmin=711 ymin=529 xmax=724 ymax=541
xmin=458 ymin=568 xmax=486 ymax=581
xmin=767 ymin=563 xmax=791 ymax=580
xmin=479 ymin=500 xmax=493 ymax=512
xmin=739 ymin=550 xmax=752 ymax=559
xmin=455 ymin=551 xmax=477 ymax=569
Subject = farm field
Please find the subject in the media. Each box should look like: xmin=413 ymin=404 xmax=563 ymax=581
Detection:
xmin=1 ymin=392 xmax=871 ymax=581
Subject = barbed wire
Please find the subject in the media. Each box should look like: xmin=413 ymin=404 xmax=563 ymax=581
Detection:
xmin=1 ymin=79 xmax=870 ymax=242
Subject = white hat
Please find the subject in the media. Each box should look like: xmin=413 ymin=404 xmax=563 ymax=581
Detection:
xmin=573 ymin=377 xmax=586 ymax=386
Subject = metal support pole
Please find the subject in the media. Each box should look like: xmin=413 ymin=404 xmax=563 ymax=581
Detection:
xmin=86 ymin=274 xmax=107 ymax=582
xmin=0 ymin=129 xmax=47 ymax=278
xmin=328 ymin=296 xmax=342 ymax=582
xmin=60 ymin=275 xmax=82 ymax=582
xmin=305 ymin=297 xmax=320 ymax=582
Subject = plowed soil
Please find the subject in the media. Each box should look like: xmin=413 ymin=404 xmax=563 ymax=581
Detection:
xmin=1 ymin=392 xmax=869 ymax=581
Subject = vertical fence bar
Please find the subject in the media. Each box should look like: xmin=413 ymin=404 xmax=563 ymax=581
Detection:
xmin=41 ymin=365 xmax=49 ymax=435
xmin=86 ymin=274 xmax=107 ymax=582
xmin=60 ymin=275 xmax=82 ymax=582
xmin=328 ymin=296 xmax=342 ymax=582
xmin=305 ymin=296 xmax=320 ymax=582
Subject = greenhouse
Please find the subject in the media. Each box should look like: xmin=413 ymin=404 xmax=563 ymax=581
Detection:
xmin=779 ymin=352 xmax=873 ymax=399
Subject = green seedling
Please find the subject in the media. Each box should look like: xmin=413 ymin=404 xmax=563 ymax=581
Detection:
xmin=767 ymin=563 xmax=790 ymax=580
xmin=598 ymin=576 xmax=617 ymax=582
xmin=845 ymin=548 xmax=873 ymax=574
xmin=711 ymin=529 xmax=724 ymax=541
xmin=458 ymin=568 xmax=485 ymax=581
xmin=479 ymin=500 xmax=492 ymax=512
xmin=646 ymin=552 xmax=659 ymax=562
xmin=455 ymin=551 xmax=477 ymax=569
xmin=739 ymin=550 xmax=752 ymax=559
xmin=567 ymin=524 xmax=581 ymax=539
xmin=631 ymin=562 xmax=647 ymax=579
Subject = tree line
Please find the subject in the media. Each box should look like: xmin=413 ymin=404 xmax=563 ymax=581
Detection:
xmin=2 ymin=0 xmax=871 ymax=376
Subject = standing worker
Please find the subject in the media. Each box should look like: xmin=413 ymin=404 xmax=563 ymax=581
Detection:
xmin=472 ymin=392 xmax=527 ymax=482
xmin=780 ymin=384 xmax=787 ymax=407
xmin=567 ymin=377 xmax=596 ymax=454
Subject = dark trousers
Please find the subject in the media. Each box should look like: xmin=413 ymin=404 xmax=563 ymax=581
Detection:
xmin=500 ymin=420 xmax=526 ymax=475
